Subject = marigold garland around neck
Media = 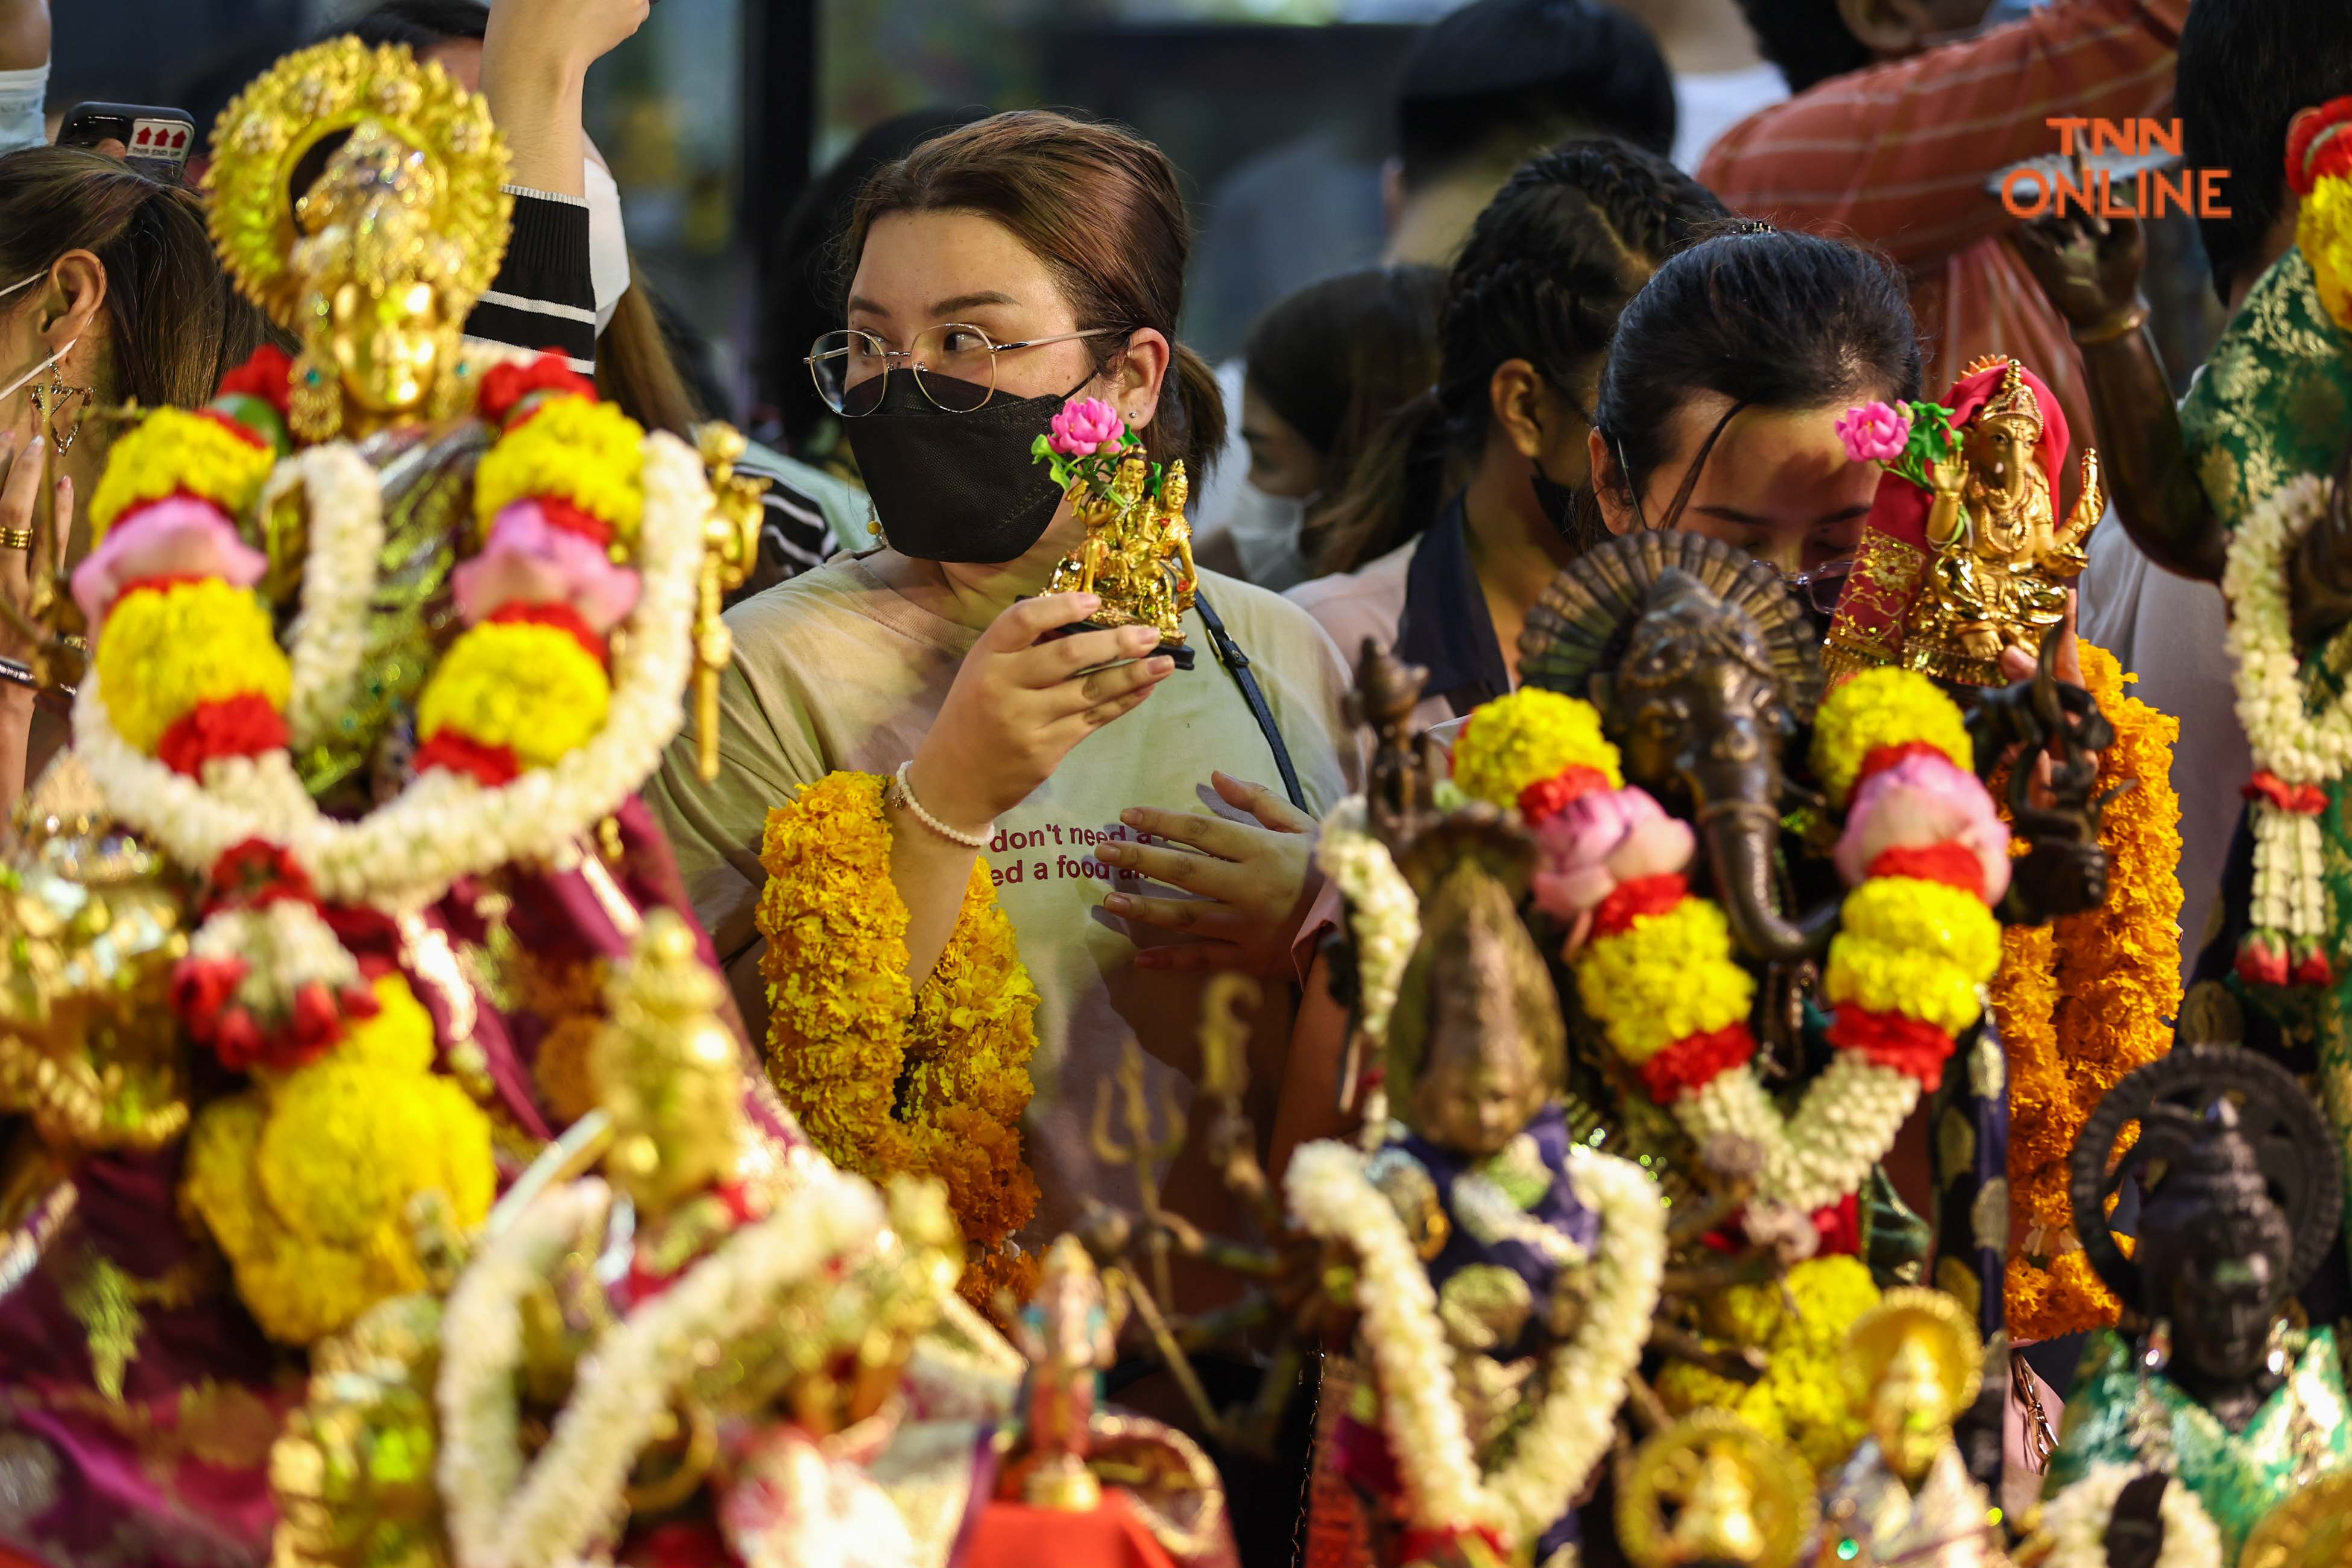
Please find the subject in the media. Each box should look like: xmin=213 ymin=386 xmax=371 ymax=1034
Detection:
xmin=2223 ymin=473 xmax=2349 ymax=989
xmin=1652 ymin=1254 xmax=1878 ymax=1475
xmin=754 ymin=770 xmax=1042 ymax=1311
xmin=1999 ymin=643 xmax=2181 ymax=1343
xmin=1449 ymin=676 xmax=2002 ymax=1222
xmin=72 ymin=346 xmax=705 ymax=916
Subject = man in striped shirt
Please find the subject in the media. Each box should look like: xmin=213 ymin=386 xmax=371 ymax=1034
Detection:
xmin=1703 ymin=0 xmax=2189 ymax=461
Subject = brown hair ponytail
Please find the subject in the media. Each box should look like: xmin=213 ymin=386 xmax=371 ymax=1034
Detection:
xmin=843 ymin=110 xmax=1223 ymax=476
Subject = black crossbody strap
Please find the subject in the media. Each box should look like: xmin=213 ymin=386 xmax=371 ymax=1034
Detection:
xmin=1192 ymin=589 xmax=1308 ymax=813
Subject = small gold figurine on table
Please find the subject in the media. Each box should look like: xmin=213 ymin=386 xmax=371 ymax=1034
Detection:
xmin=1619 ymin=1411 xmax=1818 ymax=1568
xmin=1035 ymin=396 xmax=1198 ymax=668
xmin=1824 ymin=357 xmax=2103 ymax=685
xmin=1001 ymin=1234 xmax=1125 ymax=1511
xmin=1814 ymin=1288 xmax=2009 ymax=1568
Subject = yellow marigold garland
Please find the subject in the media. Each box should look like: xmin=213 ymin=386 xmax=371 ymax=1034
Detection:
xmin=1810 ymin=666 xmax=1975 ymax=806
xmin=1450 ymin=688 xmax=1623 ymax=808
xmin=86 ymin=408 xmax=276 ymax=541
xmin=1572 ymin=897 xmax=1753 ymax=1063
xmin=755 ymin=770 xmax=1041 ymax=1312
xmin=1999 ymin=643 xmax=2181 ymax=1341
xmin=1656 ymin=1255 xmax=1878 ymax=1473
xmin=473 ymin=394 xmax=646 ymax=545
xmin=1823 ymin=877 xmax=2003 ymax=1037
xmin=92 ymin=579 xmax=291 ymax=754
xmin=415 ymin=620 xmax=613 ymax=770
xmin=181 ymin=974 xmax=496 ymax=1345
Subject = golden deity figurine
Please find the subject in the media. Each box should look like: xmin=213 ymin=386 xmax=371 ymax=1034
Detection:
xmin=1823 ymin=356 xmax=2104 ymax=685
xmin=1038 ymin=398 xmax=1199 ymax=668
xmin=206 ymin=37 xmax=512 ymax=444
xmin=1814 ymin=1289 xmax=2008 ymax=1568
xmin=1001 ymin=1234 xmax=1125 ymax=1512
xmin=1907 ymin=359 xmax=2104 ymax=680
xmin=1619 ymin=1411 xmax=1818 ymax=1568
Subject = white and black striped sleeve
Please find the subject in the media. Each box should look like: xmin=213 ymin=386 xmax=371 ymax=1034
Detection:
xmin=463 ymin=186 xmax=598 ymax=374
xmin=758 ymin=479 xmax=836 ymax=582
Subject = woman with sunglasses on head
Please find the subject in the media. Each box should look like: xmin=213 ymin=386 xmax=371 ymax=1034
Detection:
xmin=1289 ymin=139 xmax=1723 ymax=731
xmin=645 ymin=111 xmax=1357 ymax=1321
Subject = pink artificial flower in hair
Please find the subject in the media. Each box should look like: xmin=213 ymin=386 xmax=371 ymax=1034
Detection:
xmin=452 ymin=500 xmax=644 ymax=634
xmin=72 ymin=496 xmax=267 ymax=626
xmin=1047 ymin=398 xmax=1125 ymax=458
xmin=1532 ymin=785 xmax=1695 ymax=940
xmin=1833 ymin=751 xmax=2011 ymax=904
xmin=1835 ymin=401 xmax=1913 ymax=466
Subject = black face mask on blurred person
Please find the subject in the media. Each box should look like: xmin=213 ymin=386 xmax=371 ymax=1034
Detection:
xmin=843 ymin=370 xmax=1093 ymax=564
xmin=1529 ymin=456 xmax=1584 ymax=543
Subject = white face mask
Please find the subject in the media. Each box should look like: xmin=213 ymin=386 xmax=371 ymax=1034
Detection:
xmin=585 ymin=159 xmax=631 ymax=334
xmin=0 ymin=269 xmax=74 ymax=406
xmin=1223 ymin=479 xmax=1313 ymax=593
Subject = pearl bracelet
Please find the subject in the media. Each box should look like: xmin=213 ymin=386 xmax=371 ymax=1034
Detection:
xmin=892 ymin=760 xmax=995 ymax=850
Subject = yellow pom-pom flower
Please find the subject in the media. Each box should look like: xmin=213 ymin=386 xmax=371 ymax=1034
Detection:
xmin=473 ymin=394 xmax=646 ymax=545
xmin=1574 ymin=896 xmax=1753 ymax=1062
xmin=93 ymin=578 xmax=291 ymax=754
xmin=87 ymin=408 xmax=276 ymax=541
xmin=181 ymin=975 xmax=494 ymax=1346
xmin=1824 ymin=877 xmax=2003 ymax=1036
xmin=2301 ymin=169 xmax=2352 ymax=334
xmin=1811 ymin=667 xmax=1973 ymax=805
xmin=1660 ymin=1255 xmax=1877 ymax=1474
xmin=416 ymin=620 xmax=612 ymax=769
xmin=1452 ymin=688 xmax=1623 ymax=808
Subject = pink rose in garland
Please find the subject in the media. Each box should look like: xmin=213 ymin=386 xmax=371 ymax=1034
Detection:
xmin=1047 ymin=397 xmax=1126 ymax=457
xmin=1532 ymin=785 xmax=1697 ymax=952
xmin=1835 ymin=401 xmax=1913 ymax=465
xmin=1832 ymin=751 xmax=2013 ymax=905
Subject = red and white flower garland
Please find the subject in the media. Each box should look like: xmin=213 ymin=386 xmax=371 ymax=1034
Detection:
xmin=2221 ymin=471 xmax=2342 ymax=986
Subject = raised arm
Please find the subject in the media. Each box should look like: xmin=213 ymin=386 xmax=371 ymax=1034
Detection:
xmin=2011 ymin=209 xmax=2226 ymax=582
xmin=1698 ymin=0 xmax=2189 ymax=269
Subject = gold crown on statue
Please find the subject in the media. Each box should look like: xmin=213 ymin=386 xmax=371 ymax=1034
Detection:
xmin=206 ymin=37 xmax=512 ymax=330
xmin=1844 ymin=1286 xmax=1982 ymax=1423
xmin=1968 ymin=356 xmax=2045 ymax=442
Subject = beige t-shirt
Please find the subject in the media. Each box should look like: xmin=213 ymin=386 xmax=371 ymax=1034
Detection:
xmin=645 ymin=556 xmax=1358 ymax=1264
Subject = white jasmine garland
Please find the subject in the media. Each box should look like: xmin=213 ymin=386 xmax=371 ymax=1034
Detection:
xmin=76 ymin=432 xmax=707 ymax=912
xmin=1316 ymin=799 xmax=1420 ymax=1047
xmin=2026 ymin=1464 xmax=2221 ymax=1568
xmin=1285 ymin=1139 xmax=1665 ymax=1549
xmin=188 ymin=899 xmax=362 ymax=1018
xmin=1449 ymin=1171 xmax=1586 ymax=1268
xmin=438 ymin=1164 xmax=888 ymax=1568
xmin=1673 ymin=1051 xmax=1922 ymax=1216
xmin=2223 ymin=473 xmax=2343 ymax=956
xmin=274 ymin=444 xmax=385 ymax=749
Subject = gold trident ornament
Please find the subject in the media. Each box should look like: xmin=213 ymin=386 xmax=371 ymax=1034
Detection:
xmin=693 ymin=424 xmax=767 ymax=781
xmin=1092 ymin=1040 xmax=1188 ymax=1311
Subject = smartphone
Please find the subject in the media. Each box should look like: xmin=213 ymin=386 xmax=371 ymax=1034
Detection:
xmin=57 ymin=102 xmax=197 ymax=184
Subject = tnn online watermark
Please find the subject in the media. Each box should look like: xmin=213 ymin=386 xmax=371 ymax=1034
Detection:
xmin=1999 ymin=119 xmax=2233 ymax=219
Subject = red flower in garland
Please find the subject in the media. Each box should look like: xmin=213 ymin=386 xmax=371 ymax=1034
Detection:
xmin=1811 ymin=1193 xmax=1861 ymax=1256
xmin=204 ymin=838 xmax=315 ymax=911
xmin=170 ymin=954 xmax=247 ymax=1027
xmin=1855 ymin=740 xmax=1957 ymax=792
xmin=485 ymin=599 xmax=609 ymax=667
xmin=479 ymin=352 xmax=597 ymax=427
xmin=1517 ymin=765 xmax=1613 ymax=827
xmin=414 ymin=729 xmax=522 ymax=787
xmin=1864 ymin=841 xmax=1986 ymax=894
xmin=156 ymin=694 xmax=291 ymax=780
xmin=1591 ymin=873 xmax=1688 ymax=939
xmin=215 ymin=345 xmax=295 ymax=414
xmin=1824 ymin=1007 xmax=1955 ymax=1089
xmin=1637 ymin=1022 xmax=1758 ymax=1103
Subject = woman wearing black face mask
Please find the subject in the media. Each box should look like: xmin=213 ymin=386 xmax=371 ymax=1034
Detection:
xmin=1287 ymin=139 xmax=1723 ymax=729
xmin=646 ymin=111 xmax=1358 ymax=1309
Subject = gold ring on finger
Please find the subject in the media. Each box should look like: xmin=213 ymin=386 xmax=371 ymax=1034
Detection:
xmin=0 ymin=527 xmax=30 ymax=550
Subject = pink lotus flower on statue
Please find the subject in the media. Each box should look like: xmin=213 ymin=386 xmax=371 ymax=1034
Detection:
xmin=1532 ymin=786 xmax=1695 ymax=946
xmin=72 ymin=496 xmax=267 ymax=626
xmin=452 ymin=500 xmax=644 ymax=633
xmin=1835 ymin=400 xmax=1913 ymax=465
xmin=1047 ymin=397 xmax=1125 ymax=458
xmin=1833 ymin=751 xmax=2011 ymax=904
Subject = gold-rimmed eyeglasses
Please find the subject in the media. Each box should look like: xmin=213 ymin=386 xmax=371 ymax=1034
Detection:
xmin=806 ymin=324 xmax=1126 ymax=415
